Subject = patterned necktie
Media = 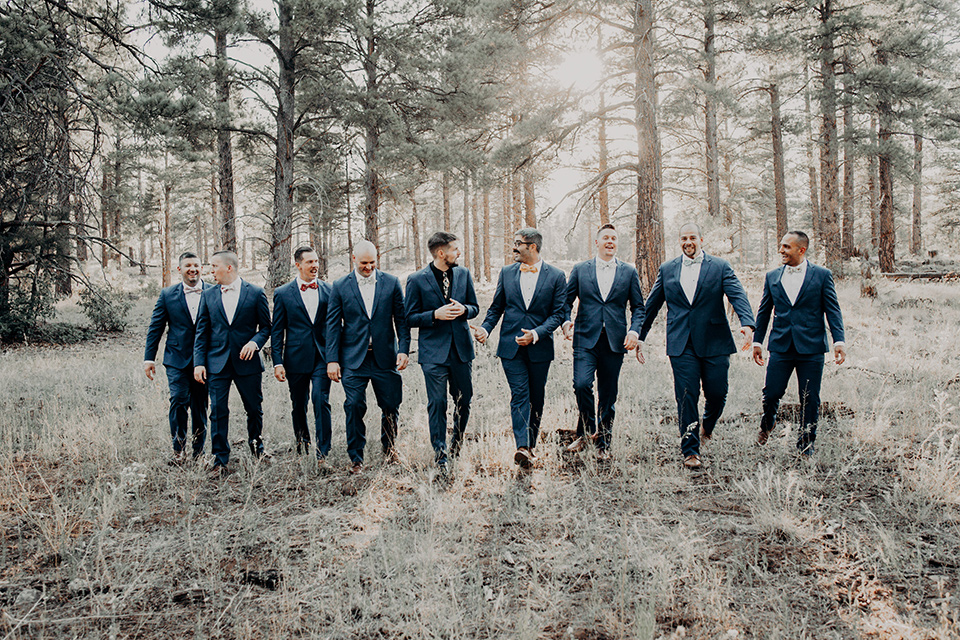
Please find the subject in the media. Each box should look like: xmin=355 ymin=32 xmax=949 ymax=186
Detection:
xmin=442 ymin=273 xmax=450 ymax=300
xmin=520 ymin=264 xmax=539 ymax=273
xmin=300 ymin=281 xmax=319 ymax=291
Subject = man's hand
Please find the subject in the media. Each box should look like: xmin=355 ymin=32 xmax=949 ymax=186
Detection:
xmin=516 ymin=328 xmax=535 ymax=346
xmin=327 ymin=362 xmax=341 ymax=382
xmin=194 ymin=366 xmax=207 ymax=384
xmin=740 ymin=326 xmax=754 ymax=352
xmin=239 ymin=341 xmax=259 ymax=361
xmin=635 ymin=344 xmax=645 ymax=364
xmin=434 ymin=301 xmax=464 ymax=321
xmin=274 ymin=365 xmax=286 ymax=382
xmin=396 ymin=353 xmax=409 ymax=371
xmin=144 ymin=362 xmax=156 ymax=381
xmin=833 ymin=344 xmax=846 ymax=365
xmin=471 ymin=325 xmax=487 ymax=344
xmin=753 ymin=345 xmax=765 ymax=366
xmin=562 ymin=321 xmax=574 ymax=341
xmin=623 ymin=332 xmax=639 ymax=351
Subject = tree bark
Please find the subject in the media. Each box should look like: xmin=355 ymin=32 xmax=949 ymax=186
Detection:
xmin=877 ymin=49 xmax=895 ymax=273
xmin=442 ymin=172 xmax=451 ymax=232
xmin=598 ymin=91 xmax=610 ymax=225
xmin=704 ymin=0 xmax=721 ymax=222
xmin=633 ymin=0 xmax=664 ymax=291
xmin=502 ymin=178 xmax=511 ymax=265
xmin=162 ymin=178 xmax=172 ymax=287
xmin=269 ymin=0 xmax=296 ymax=289
xmin=100 ymin=165 xmax=110 ymax=267
xmin=462 ymin=176 xmax=471 ymax=271
xmin=523 ymin=169 xmax=536 ymax=227
xmin=472 ymin=186 xmax=481 ymax=275
xmin=410 ymin=189 xmax=422 ymax=269
xmin=912 ymin=129 xmax=922 ymax=255
xmin=804 ymin=65 xmax=820 ymax=238
xmin=868 ymin=114 xmax=879 ymax=248
xmin=112 ymin=144 xmax=122 ymax=268
xmin=215 ymin=25 xmax=237 ymax=253
xmin=770 ymin=83 xmax=787 ymax=242
xmin=482 ymin=188 xmax=491 ymax=282
xmin=818 ymin=0 xmax=841 ymax=274
xmin=841 ymin=51 xmax=855 ymax=257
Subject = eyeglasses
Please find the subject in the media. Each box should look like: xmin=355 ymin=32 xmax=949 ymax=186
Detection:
xmin=513 ymin=240 xmax=533 ymax=247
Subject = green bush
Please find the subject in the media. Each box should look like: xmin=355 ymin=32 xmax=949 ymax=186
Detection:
xmin=27 ymin=322 xmax=97 ymax=344
xmin=0 ymin=284 xmax=56 ymax=343
xmin=78 ymin=286 xmax=134 ymax=332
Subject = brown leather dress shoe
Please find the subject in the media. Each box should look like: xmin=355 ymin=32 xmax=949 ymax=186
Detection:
xmin=757 ymin=429 xmax=770 ymax=446
xmin=700 ymin=427 xmax=712 ymax=442
xmin=683 ymin=454 xmax=702 ymax=469
xmin=349 ymin=462 xmax=364 ymax=475
xmin=514 ymin=448 xmax=533 ymax=469
xmin=566 ymin=436 xmax=587 ymax=453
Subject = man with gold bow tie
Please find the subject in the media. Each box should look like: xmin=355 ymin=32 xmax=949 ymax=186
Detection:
xmin=753 ymin=231 xmax=845 ymax=457
xmin=144 ymin=251 xmax=212 ymax=462
xmin=193 ymin=250 xmax=272 ymax=475
xmin=473 ymin=228 xmax=567 ymax=470
xmin=638 ymin=223 xmax=755 ymax=470
xmin=271 ymin=246 xmax=333 ymax=466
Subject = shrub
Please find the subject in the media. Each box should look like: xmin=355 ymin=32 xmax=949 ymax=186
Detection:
xmin=78 ymin=286 xmax=134 ymax=332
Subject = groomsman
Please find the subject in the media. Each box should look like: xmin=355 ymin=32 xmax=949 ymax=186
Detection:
xmin=193 ymin=250 xmax=272 ymax=474
xmin=405 ymin=231 xmax=479 ymax=471
xmin=638 ymin=223 xmax=754 ymax=469
xmin=474 ymin=228 xmax=566 ymax=469
xmin=561 ymin=224 xmax=645 ymax=459
xmin=271 ymin=246 xmax=332 ymax=466
xmin=144 ymin=252 xmax=211 ymax=461
xmin=326 ymin=240 xmax=410 ymax=474
xmin=753 ymin=230 xmax=846 ymax=456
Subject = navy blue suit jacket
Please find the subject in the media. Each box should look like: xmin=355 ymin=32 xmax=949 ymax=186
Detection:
xmin=755 ymin=262 xmax=845 ymax=354
xmin=640 ymin=253 xmax=754 ymax=357
xmin=144 ymin=281 xmax=212 ymax=370
xmin=326 ymin=271 xmax=411 ymax=371
xmin=404 ymin=265 xmax=479 ymax=364
xmin=565 ymin=259 xmax=645 ymax=352
xmin=480 ymin=262 xmax=567 ymax=362
xmin=193 ymin=280 xmax=272 ymax=375
xmin=271 ymin=279 xmax=331 ymax=374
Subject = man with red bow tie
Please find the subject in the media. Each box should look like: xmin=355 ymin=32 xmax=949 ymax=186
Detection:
xmin=144 ymin=252 xmax=212 ymax=462
xmin=271 ymin=246 xmax=333 ymax=467
xmin=194 ymin=250 xmax=272 ymax=475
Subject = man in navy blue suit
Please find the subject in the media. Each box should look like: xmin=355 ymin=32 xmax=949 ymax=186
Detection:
xmin=753 ymin=231 xmax=846 ymax=456
xmin=144 ymin=252 xmax=211 ymax=462
xmin=639 ymin=223 xmax=755 ymax=469
xmin=473 ymin=228 xmax=566 ymax=469
xmin=272 ymin=246 xmax=332 ymax=467
xmin=193 ymin=250 xmax=272 ymax=475
xmin=561 ymin=224 xmax=645 ymax=459
xmin=405 ymin=231 xmax=479 ymax=472
xmin=326 ymin=240 xmax=410 ymax=474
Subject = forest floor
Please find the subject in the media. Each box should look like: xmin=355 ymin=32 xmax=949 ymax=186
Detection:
xmin=0 ymin=273 xmax=959 ymax=639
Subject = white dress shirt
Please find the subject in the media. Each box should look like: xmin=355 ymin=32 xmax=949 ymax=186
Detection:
xmin=297 ymin=277 xmax=320 ymax=323
xmin=781 ymin=260 xmax=807 ymax=306
xmin=595 ymin=257 xmax=617 ymax=301
xmin=183 ymin=283 xmax=203 ymax=324
xmin=519 ymin=260 xmax=542 ymax=309
xmin=220 ymin=279 xmax=242 ymax=324
xmin=355 ymin=270 xmax=377 ymax=318
xmin=679 ymin=252 xmax=703 ymax=305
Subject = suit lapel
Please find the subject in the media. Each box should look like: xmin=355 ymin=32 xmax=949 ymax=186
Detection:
xmin=508 ymin=264 xmax=523 ymax=307
xmin=234 ymin=281 xmax=251 ymax=325
xmin=172 ymin=283 xmax=192 ymax=324
xmin=689 ymin=255 xmax=710 ymax=307
xmin=211 ymin=286 xmax=229 ymax=325
xmin=795 ymin=264 xmax=815 ymax=303
xmin=369 ymin=271 xmax=384 ymax=318
xmin=347 ymin=272 xmax=368 ymax=318
xmin=425 ymin=266 xmax=446 ymax=303
xmin=608 ymin=260 xmax=627 ymax=302
xmin=290 ymin=281 xmax=311 ymax=321
xmin=528 ymin=263 xmax=549 ymax=309
xmin=584 ymin=260 xmax=602 ymax=300
xmin=669 ymin=258 xmax=690 ymax=308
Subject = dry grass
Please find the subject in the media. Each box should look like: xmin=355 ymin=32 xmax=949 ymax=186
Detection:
xmin=1 ymin=275 xmax=959 ymax=639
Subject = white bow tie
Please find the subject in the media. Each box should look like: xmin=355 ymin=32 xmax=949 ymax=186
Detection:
xmin=597 ymin=260 xmax=616 ymax=272
xmin=358 ymin=276 xmax=375 ymax=287
xmin=682 ymin=255 xmax=703 ymax=267
xmin=220 ymin=283 xmax=239 ymax=293
xmin=785 ymin=265 xmax=803 ymax=275
xmin=183 ymin=285 xmax=203 ymax=294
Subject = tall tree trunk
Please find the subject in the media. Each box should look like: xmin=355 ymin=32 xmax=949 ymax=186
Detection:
xmin=912 ymin=129 xmax=922 ymax=255
xmin=162 ymin=178 xmax=172 ymax=287
xmin=112 ymin=142 xmax=122 ymax=268
xmin=345 ymin=159 xmax=353 ymax=262
xmin=100 ymin=165 xmax=110 ymax=267
xmin=804 ymin=64 xmax=820 ymax=238
xmin=269 ymin=0 xmax=295 ymax=289
xmin=502 ymin=178 xmax=511 ymax=265
xmin=703 ymin=0 xmax=721 ymax=221
xmin=209 ymin=167 xmax=218 ymax=252
xmin=770 ymin=83 xmax=788 ymax=242
xmin=877 ymin=50 xmax=895 ymax=273
xmin=598 ymin=91 xmax=610 ymax=225
xmin=523 ymin=169 xmax=536 ymax=227
xmin=442 ymin=172 xmax=451 ymax=231
xmin=512 ymin=170 xmax=522 ymax=233
xmin=841 ymin=52 xmax=855 ymax=257
xmin=54 ymin=97 xmax=72 ymax=296
xmin=472 ymin=186 xmax=481 ymax=275
xmin=818 ymin=0 xmax=841 ymax=273
xmin=215 ymin=26 xmax=237 ymax=252
xmin=463 ymin=176 xmax=471 ymax=271
xmin=482 ymin=188 xmax=491 ymax=282
xmin=410 ymin=189 xmax=422 ymax=270
xmin=868 ymin=114 xmax=879 ymax=248
xmin=633 ymin=0 xmax=664 ymax=291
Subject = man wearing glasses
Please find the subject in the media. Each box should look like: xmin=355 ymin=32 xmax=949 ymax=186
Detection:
xmin=473 ymin=229 xmax=567 ymax=469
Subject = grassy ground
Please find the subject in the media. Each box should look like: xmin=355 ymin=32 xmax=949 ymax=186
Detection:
xmin=1 ymin=274 xmax=958 ymax=639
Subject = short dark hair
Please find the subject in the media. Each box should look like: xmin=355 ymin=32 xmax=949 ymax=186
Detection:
xmin=211 ymin=250 xmax=239 ymax=269
xmin=679 ymin=222 xmax=702 ymax=237
xmin=597 ymin=223 xmax=616 ymax=237
xmin=178 ymin=252 xmax=199 ymax=265
xmin=786 ymin=230 xmax=810 ymax=249
xmin=516 ymin=228 xmax=543 ymax=252
xmin=294 ymin=246 xmax=317 ymax=263
xmin=427 ymin=231 xmax=458 ymax=257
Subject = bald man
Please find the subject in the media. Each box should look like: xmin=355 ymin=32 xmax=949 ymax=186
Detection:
xmin=326 ymin=241 xmax=411 ymax=473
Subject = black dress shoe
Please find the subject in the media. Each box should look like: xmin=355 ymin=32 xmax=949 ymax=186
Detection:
xmin=514 ymin=448 xmax=533 ymax=469
xmin=757 ymin=429 xmax=770 ymax=446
